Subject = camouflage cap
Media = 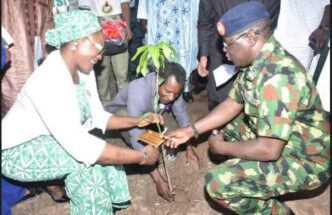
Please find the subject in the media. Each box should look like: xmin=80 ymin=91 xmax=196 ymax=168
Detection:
xmin=45 ymin=10 xmax=101 ymax=49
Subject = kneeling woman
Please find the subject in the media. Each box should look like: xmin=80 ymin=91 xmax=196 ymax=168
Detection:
xmin=2 ymin=10 xmax=161 ymax=214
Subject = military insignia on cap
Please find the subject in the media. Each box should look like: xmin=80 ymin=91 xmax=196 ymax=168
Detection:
xmin=217 ymin=21 xmax=226 ymax=36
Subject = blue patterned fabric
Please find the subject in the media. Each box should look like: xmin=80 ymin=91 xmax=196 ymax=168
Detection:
xmin=1 ymin=47 xmax=27 ymax=215
xmin=2 ymin=47 xmax=5 ymax=69
xmin=1 ymin=178 xmax=26 ymax=215
xmin=146 ymin=0 xmax=199 ymax=91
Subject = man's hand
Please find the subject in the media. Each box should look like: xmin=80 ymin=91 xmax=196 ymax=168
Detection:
xmin=198 ymin=56 xmax=209 ymax=77
xmin=124 ymin=26 xmax=133 ymax=44
xmin=186 ymin=145 xmax=200 ymax=169
xmin=309 ymin=28 xmax=329 ymax=54
xmin=137 ymin=112 xmax=164 ymax=127
xmin=155 ymin=176 xmax=174 ymax=202
xmin=142 ymin=145 xmax=160 ymax=165
xmin=165 ymin=127 xmax=192 ymax=148
xmin=140 ymin=19 xmax=147 ymax=33
xmin=208 ymin=132 xmax=224 ymax=155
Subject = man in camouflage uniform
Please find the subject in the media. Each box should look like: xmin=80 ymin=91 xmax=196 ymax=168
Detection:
xmin=165 ymin=2 xmax=330 ymax=214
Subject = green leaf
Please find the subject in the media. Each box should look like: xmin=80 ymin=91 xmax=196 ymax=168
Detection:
xmin=133 ymin=42 xmax=181 ymax=134
xmin=160 ymin=53 xmax=165 ymax=63
xmin=159 ymin=54 xmax=165 ymax=71
xmin=131 ymin=45 xmax=149 ymax=61
xmin=161 ymin=42 xmax=173 ymax=61
xmin=136 ymin=62 xmax=143 ymax=76
xmin=140 ymin=56 xmax=150 ymax=76
xmin=148 ymin=46 xmax=161 ymax=70
xmin=161 ymin=42 xmax=178 ymax=62
xmin=136 ymin=50 xmax=149 ymax=76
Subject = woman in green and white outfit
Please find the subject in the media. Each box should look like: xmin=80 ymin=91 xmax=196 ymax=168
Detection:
xmin=2 ymin=10 xmax=161 ymax=214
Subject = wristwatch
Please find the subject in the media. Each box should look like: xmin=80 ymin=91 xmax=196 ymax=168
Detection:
xmin=190 ymin=124 xmax=199 ymax=139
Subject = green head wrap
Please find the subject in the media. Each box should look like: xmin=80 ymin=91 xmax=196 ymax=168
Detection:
xmin=45 ymin=10 xmax=101 ymax=49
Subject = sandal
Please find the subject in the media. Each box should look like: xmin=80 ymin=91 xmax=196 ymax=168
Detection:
xmin=44 ymin=185 xmax=69 ymax=203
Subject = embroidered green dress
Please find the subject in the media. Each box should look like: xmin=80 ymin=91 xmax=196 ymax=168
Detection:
xmin=2 ymin=82 xmax=131 ymax=214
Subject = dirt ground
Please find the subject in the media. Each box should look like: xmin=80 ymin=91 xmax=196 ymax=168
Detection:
xmin=12 ymin=90 xmax=330 ymax=215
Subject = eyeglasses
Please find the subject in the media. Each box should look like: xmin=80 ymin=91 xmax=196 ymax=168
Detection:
xmin=86 ymin=36 xmax=105 ymax=57
xmin=223 ymin=31 xmax=262 ymax=49
xmin=223 ymin=32 xmax=248 ymax=49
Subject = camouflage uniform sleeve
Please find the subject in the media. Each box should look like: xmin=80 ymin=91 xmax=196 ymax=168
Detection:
xmin=257 ymin=73 xmax=302 ymax=140
xmin=228 ymin=72 xmax=244 ymax=104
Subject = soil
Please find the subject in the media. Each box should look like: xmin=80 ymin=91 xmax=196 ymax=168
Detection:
xmin=12 ymin=90 xmax=330 ymax=215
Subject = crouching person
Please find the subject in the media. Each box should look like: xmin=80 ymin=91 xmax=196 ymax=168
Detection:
xmin=165 ymin=2 xmax=330 ymax=214
xmin=1 ymin=10 xmax=161 ymax=215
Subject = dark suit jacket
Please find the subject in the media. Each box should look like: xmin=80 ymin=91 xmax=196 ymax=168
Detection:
xmin=198 ymin=0 xmax=280 ymax=102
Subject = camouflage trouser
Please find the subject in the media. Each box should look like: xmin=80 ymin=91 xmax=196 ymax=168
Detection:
xmin=205 ymin=115 xmax=330 ymax=215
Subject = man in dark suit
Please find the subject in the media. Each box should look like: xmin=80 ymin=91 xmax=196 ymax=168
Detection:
xmin=197 ymin=0 xmax=280 ymax=110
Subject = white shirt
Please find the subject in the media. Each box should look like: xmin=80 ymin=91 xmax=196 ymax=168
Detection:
xmin=309 ymin=41 xmax=330 ymax=112
xmin=137 ymin=0 xmax=147 ymax=20
xmin=1 ymin=26 xmax=14 ymax=48
xmin=273 ymin=0 xmax=330 ymax=112
xmin=2 ymin=51 xmax=111 ymax=166
xmin=79 ymin=0 xmax=130 ymax=17
xmin=274 ymin=0 xmax=329 ymax=69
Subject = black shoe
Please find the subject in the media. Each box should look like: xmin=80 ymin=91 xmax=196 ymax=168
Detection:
xmin=183 ymin=92 xmax=194 ymax=103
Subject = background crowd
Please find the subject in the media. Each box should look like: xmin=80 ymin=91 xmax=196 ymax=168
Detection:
xmin=1 ymin=0 xmax=330 ymax=215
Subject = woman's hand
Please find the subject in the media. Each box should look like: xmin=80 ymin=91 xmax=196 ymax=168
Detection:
xmin=140 ymin=145 xmax=160 ymax=165
xmin=137 ymin=112 xmax=164 ymax=127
